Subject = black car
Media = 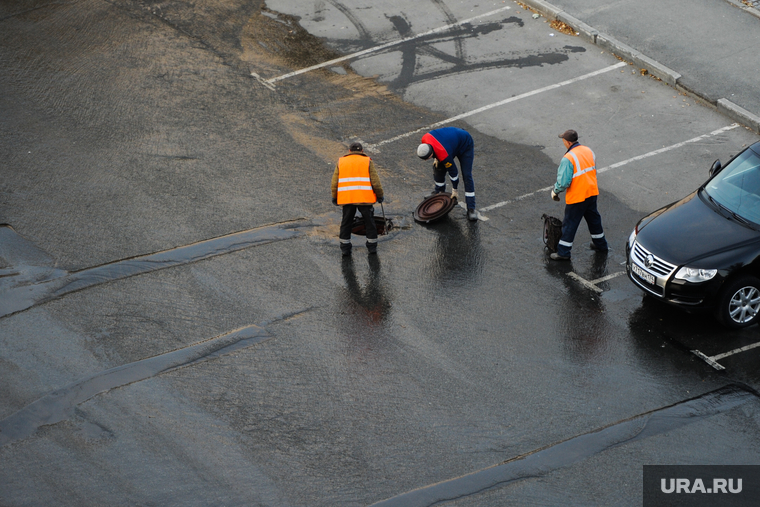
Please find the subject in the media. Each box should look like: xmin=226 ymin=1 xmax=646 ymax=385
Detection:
xmin=626 ymin=141 xmax=760 ymax=328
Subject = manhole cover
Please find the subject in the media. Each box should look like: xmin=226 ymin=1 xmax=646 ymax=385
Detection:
xmin=413 ymin=193 xmax=456 ymax=223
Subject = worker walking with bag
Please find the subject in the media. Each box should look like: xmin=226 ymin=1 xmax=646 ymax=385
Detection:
xmin=549 ymin=130 xmax=608 ymax=261
xmin=332 ymin=142 xmax=384 ymax=256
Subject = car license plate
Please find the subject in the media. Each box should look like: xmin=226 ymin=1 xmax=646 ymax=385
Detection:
xmin=632 ymin=263 xmax=656 ymax=285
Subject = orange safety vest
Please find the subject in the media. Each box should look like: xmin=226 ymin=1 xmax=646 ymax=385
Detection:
xmin=563 ymin=145 xmax=599 ymax=204
xmin=337 ymin=153 xmax=377 ymax=205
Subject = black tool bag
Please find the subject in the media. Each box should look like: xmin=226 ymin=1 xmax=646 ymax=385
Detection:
xmin=542 ymin=214 xmax=563 ymax=253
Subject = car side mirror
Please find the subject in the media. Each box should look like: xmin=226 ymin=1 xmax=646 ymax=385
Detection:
xmin=709 ymin=159 xmax=722 ymax=177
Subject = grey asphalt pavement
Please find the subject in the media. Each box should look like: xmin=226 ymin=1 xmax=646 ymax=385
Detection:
xmin=2 ymin=0 xmax=760 ymax=506
xmin=523 ymin=0 xmax=760 ymax=133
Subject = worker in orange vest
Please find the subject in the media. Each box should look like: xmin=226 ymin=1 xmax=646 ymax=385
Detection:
xmin=331 ymin=142 xmax=385 ymax=256
xmin=549 ymin=130 xmax=608 ymax=261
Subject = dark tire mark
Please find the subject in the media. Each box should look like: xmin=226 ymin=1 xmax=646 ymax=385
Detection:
xmin=342 ymin=16 xmax=547 ymax=90
xmin=387 ymin=15 xmax=417 ymax=90
xmin=395 ymin=52 xmax=571 ymax=90
xmin=429 ymin=0 xmax=464 ymax=62
xmin=326 ymin=0 xmax=372 ymax=41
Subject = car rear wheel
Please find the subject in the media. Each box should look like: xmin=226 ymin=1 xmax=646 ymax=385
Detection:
xmin=716 ymin=276 xmax=760 ymax=329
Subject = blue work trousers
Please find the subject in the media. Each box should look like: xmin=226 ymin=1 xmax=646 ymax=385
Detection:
xmin=557 ymin=195 xmax=607 ymax=257
xmin=433 ymin=138 xmax=476 ymax=209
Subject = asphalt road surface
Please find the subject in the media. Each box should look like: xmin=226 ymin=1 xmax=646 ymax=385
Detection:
xmin=2 ymin=0 xmax=760 ymax=505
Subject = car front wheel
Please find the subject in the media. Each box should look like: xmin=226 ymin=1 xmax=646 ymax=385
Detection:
xmin=716 ymin=276 xmax=760 ymax=329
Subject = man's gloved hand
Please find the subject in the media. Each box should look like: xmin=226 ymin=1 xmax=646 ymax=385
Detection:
xmin=551 ymin=190 xmax=560 ymax=201
xmin=450 ymin=189 xmax=458 ymax=201
xmin=332 ymin=197 xmax=338 ymax=206
xmin=377 ymin=196 xmax=384 ymax=203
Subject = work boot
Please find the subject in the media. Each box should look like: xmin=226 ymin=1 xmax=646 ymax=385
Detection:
xmin=467 ymin=208 xmax=478 ymax=221
xmin=589 ymin=241 xmax=609 ymax=252
xmin=341 ymin=246 xmax=352 ymax=257
xmin=366 ymin=241 xmax=377 ymax=255
xmin=550 ymin=252 xmax=570 ymax=261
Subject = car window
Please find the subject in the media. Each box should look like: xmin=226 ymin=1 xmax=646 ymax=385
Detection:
xmin=706 ymin=149 xmax=760 ymax=223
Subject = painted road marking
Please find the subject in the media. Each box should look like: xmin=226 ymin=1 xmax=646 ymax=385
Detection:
xmin=596 ymin=124 xmax=741 ymax=176
xmin=591 ymin=272 xmax=626 ymax=284
xmin=693 ymin=340 xmax=760 ymax=371
xmin=264 ymin=6 xmax=513 ymax=85
xmin=480 ymin=124 xmax=741 ymax=213
xmin=251 ymin=72 xmax=276 ymax=91
xmin=365 ymin=62 xmax=627 ymax=152
xmin=692 ymin=350 xmax=726 ymax=371
xmin=455 ymin=201 xmax=489 ymax=221
xmin=567 ymin=271 xmax=624 ymax=293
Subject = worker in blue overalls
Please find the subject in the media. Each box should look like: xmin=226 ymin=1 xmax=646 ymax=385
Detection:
xmin=417 ymin=127 xmax=478 ymax=221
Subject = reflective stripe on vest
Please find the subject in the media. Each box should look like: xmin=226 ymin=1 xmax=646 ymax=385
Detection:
xmin=564 ymin=145 xmax=599 ymax=205
xmin=337 ymin=154 xmax=376 ymax=205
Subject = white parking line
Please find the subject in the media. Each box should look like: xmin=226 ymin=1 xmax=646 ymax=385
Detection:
xmin=480 ymin=124 xmax=741 ymax=212
xmin=567 ymin=271 xmax=624 ymax=293
xmin=365 ymin=62 xmax=627 ymax=152
xmin=567 ymin=272 xmax=603 ymax=293
xmin=712 ymin=341 xmax=760 ymax=361
xmin=264 ymin=6 xmax=513 ymax=85
xmin=692 ymin=350 xmax=726 ymax=371
xmin=596 ymin=123 xmax=741 ymax=176
xmin=693 ymin=340 xmax=760 ymax=371
xmin=591 ymin=272 xmax=626 ymax=284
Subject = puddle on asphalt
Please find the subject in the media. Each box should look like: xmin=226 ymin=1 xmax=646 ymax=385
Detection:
xmin=0 ymin=221 xmax=307 ymax=319
xmin=307 ymin=212 xmax=414 ymax=247
xmin=0 ymin=325 xmax=274 ymax=447
xmin=337 ymin=254 xmax=393 ymax=346
xmin=371 ymin=385 xmax=757 ymax=506
xmin=425 ymin=217 xmax=485 ymax=285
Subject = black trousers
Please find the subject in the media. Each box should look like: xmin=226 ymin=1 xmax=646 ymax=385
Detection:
xmin=340 ymin=204 xmax=377 ymax=252
xmin=557 ymin=195 xmax=607 ymax=257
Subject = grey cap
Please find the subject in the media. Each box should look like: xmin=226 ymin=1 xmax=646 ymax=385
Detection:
xmin=349 ymin=142 xmax=363 ymax=152
xmin=559 ymin=130 xmax=578 ymax=142
xmin=417 ymin=143 xmax=433 ymax=159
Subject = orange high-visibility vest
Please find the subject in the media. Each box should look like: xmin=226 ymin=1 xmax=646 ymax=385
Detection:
xmin=564 ymin=145 xmax=599 ymax=204
xmin=337 ymin=154 xmax=376 ymax=205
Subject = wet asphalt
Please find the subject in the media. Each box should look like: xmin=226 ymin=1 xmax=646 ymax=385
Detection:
xmin=2 ymin=0 xmax=760 ymax=505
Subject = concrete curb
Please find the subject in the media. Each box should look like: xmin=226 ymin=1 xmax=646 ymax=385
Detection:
xmin=524 ymin=0 xmax=562 ymax=18
xmin=520 ymin=0 xmax=760 ymax=134
xmin=721 ymin=0 xmax=760 ymax=21
xmin=555 ymin=12 xmax=597 ymax=44
xmin=718 ymin=99 xmax=760 ymax=133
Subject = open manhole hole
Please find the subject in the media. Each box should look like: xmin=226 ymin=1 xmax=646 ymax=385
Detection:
xmin=351 ymin=216 xmax=393 ymax=235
